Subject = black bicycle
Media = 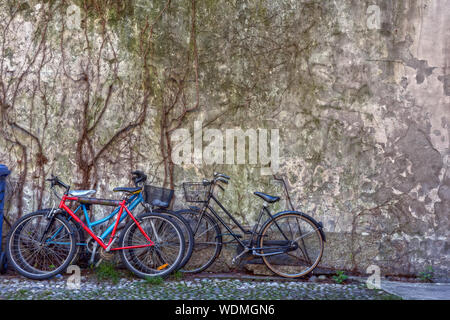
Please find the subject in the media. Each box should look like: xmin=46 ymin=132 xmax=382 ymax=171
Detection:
xmin=177 ymin=172 xmax=326 ymax=278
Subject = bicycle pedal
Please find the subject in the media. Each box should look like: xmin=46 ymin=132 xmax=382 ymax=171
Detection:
xmin=94 ymin=258 xmax=104 ymax=268
xmin=232 ymin=247 xmax=249 ymax=265
xmin=231 ymin=258 xmax=240 ymax=266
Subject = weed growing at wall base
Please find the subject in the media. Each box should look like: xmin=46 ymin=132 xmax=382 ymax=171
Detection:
xmin=95 ymin=262 xmax=120 ymax=284
xmin=418 ymin=266 xmax=434 ymax=282
xmin=333 ymin=271 xmax=348 ymax=284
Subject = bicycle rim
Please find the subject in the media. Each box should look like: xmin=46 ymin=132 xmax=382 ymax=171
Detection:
xmin=259 ymin=213 xmax=324 ymax=278
xmin=178 ymin=209 xmax=222 ymax=273
xmin=143 ymin=209 xmax=195 ymax=270
xmin=120 ymin=213 xmax=184 ymax=278
xmin=7 ymin=213 xmax=75 ymax=279
xmin=160 ymin=212 xmax=194 ymax=270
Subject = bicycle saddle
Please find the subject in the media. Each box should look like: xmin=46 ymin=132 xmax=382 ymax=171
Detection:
xmin=69 ymin=190 xmax=96 ymax=197
xmin=253 ymin=192 xmax=280 ymax=203
xmin=113 ymin=187 xmax=141 ymax=194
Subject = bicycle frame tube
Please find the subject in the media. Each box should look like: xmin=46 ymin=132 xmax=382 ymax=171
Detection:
xmin=201 ymin=193 xmax=266 ymax=248
xmin=98 ymin=193 xmax=143 ymax=240
xmin=249 ymin=206 xmax=292 ymax=254
xmin=64 ymin=193 xmax=144 ymax=241
xmin=202 ymin=190 xmax=292 ymax=252
xmin=59 ymin=194 xmax=154 ymax=250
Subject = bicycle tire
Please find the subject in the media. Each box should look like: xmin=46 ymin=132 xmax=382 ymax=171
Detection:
xmin=148 ymin=209 xmax=194 ymax=270
xmin=119 ymin=212 xmax=185 ymax=279
xmin=176 ymin=208 xmax=223 ymax=274
xmin=64 ymin=215 xmax=87 ymax=266
xmin=6 ymin=212 xmax=76 ymax=280
xmin=258 ymin=212 xmax=324 ymax=278
xmin=26 ymin=209 xmax=86 ymax=267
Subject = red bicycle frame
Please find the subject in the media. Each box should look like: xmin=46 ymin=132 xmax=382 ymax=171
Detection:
xmin=59 ymin=195 xmax=154 ymax=251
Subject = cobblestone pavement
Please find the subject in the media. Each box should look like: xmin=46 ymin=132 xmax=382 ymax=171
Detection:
xmin=0 ymin=274 xmax=401 ymax=300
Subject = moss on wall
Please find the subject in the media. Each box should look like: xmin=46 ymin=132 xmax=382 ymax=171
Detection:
xmin=0 ymin=0 xmax=448 ymax=280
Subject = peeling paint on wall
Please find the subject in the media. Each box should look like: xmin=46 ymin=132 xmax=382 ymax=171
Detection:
xmin=0 ymin=0 xmax=448 ymax=280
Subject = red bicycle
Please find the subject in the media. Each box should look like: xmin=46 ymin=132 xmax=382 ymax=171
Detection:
xmin=6 ymin=175 xmax=185 ymax=280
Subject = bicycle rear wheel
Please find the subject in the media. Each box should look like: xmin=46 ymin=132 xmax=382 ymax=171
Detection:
xmin=258 ymin=212 xmax=324 ymax=278
xmin=150 ymin=209 xmax=194 ymax=270
xmin=119 ymin=212 xmax=185 ymax=279
xmin=6 ymin=212 xmax=76 ymax=280
xmin=177 ymin=208 xmax=222 ymax=274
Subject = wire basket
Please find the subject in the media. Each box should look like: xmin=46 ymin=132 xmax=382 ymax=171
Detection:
xmin=143 ymin=185 xmax=174 ymax=208
xmin=182 ymin=182 xmax=211 ymax=203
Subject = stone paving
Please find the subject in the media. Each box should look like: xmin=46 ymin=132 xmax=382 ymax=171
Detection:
xmin=379 ymin=280 xmax=450 ymax=300
xmin=0 ymin=273 xmax=401 ymax=300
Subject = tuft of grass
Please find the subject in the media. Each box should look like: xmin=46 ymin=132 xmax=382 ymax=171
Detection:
xmin=332 ymin=270 xmax=348 ymax=284
xmin=380 ymin=293 xmax=403 ymax=300
xmin=95 ymin=261 xmax=120 ymax=284
xmin=418 ymin=266 xmax=434 ymax=283
xmin=171 ymin=270 xmax=184 ymax=281
xmin=16 ymin=289 xmax=29 ymax=298
xmin=143 ymin=276 xmax=164 ymax=286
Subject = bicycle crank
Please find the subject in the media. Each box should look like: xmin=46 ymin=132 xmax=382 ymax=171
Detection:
xmin=232 ymin=247 xmax=250 ymax=266
xmin=99 ymin=247 xmax=116 ymax=262
xmin=88 ymin=242 xmax=99 ymax=266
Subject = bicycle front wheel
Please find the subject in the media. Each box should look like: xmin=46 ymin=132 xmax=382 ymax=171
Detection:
xmin=119 ymin=212 xmax=185 ymax=279
xmin=30 ymin=209 xmax=86 ymax=267
xmin=6 ymin=212 xmax=76 ymax=280
xmin=258 ymin=212 xmax=324 ymax=278
xmin=177 ymin=208 xmax=222 ymax=274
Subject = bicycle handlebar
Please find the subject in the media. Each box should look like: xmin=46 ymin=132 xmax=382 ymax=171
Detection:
xmin=214 ymin=172 xmax=230 ymax=180
xmin=204 ymin=173 xmax=230 ymax=192
xmin=46 ymin=175 xmax=70 ymax=199
xmin=215 ymin=177 xmax=229 ymax=184
xmin=46 ymin=175 xmax=69 ymax=190
xmin=131 ymin=170 xmax=147 ymax=186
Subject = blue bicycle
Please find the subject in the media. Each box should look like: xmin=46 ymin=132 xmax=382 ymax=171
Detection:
xmin=7 ymin=171 xmax=194 ymax=279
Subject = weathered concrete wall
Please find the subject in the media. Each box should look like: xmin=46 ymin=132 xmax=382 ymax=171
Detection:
xmin=0 ymin=0 xmax=448 ymax=280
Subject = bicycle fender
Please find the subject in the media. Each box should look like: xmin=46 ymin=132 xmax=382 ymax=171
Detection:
xmin=173 ymin=206 xmax=203 ymax=213
xmin=271 ymin=210 xmax=326 ymax=242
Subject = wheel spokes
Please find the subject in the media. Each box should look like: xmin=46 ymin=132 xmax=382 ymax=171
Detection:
xmin=261 ymin=214 xmax=323 ymax=277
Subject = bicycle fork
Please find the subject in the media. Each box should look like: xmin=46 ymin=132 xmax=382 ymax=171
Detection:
xmin=39 ymin=209 xmax=58 ymax=244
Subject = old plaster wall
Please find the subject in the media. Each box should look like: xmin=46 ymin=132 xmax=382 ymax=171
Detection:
xmin=0 ymin=0 xmax=448 ymax=280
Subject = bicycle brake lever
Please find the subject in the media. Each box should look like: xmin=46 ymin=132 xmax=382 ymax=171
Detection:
xmin=216 ymin=177 xmax=229 ymax=184
xmin=131 ymin=170 xmax=145 ymax=176
xmin=131 ymin=170 xmax=147 ymax=186
xmin=46 ymin=177 xmax=56 ymax=188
